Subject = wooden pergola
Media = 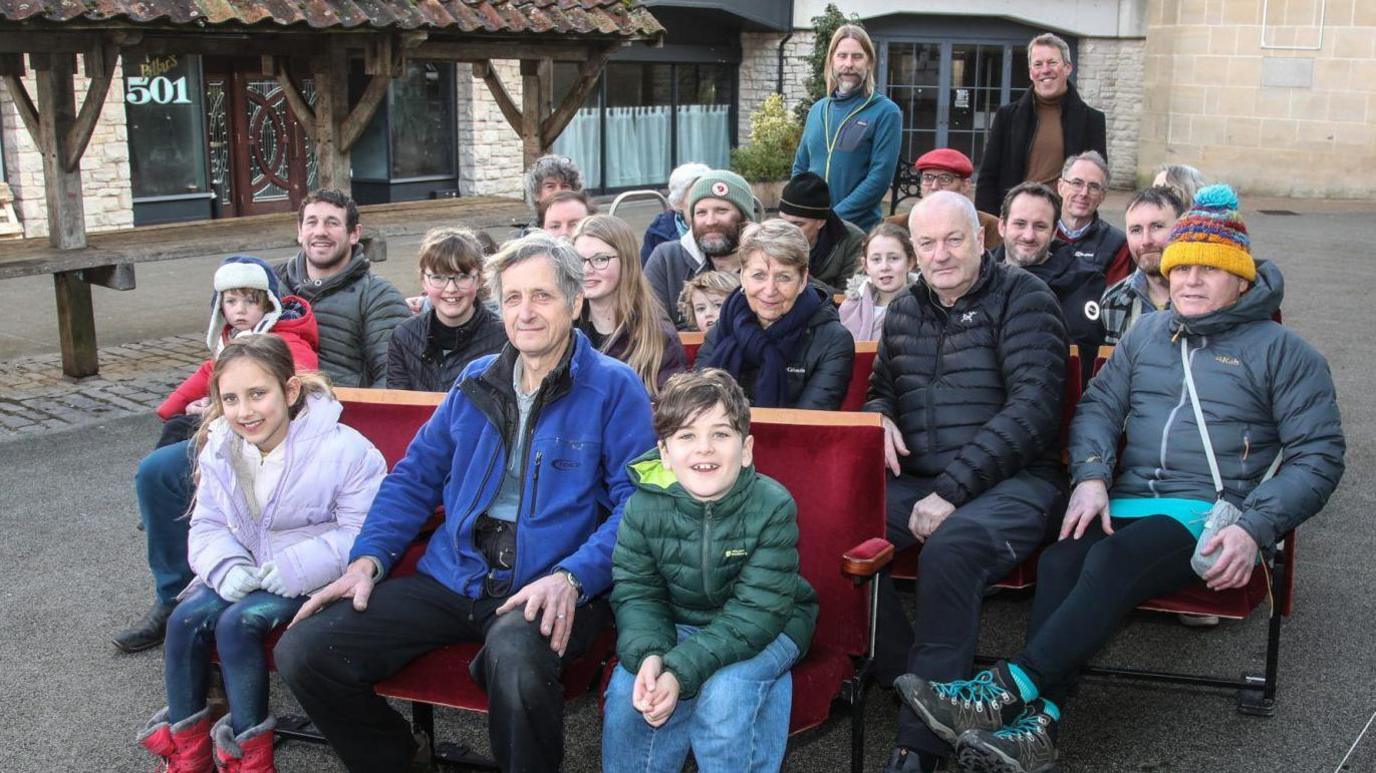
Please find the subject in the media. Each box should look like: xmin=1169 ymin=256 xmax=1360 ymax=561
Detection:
xmin=0 ymin=0 xmax=663 ymax=376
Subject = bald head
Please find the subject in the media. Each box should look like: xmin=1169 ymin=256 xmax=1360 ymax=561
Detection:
xmin=908 ymin=191 xmax=985 ymax=306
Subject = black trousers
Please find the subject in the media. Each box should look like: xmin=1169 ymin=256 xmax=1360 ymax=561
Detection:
xmin=1014 ymin=515 xmax=1199 ymax=703
xmin=274 ymin=572 xmax=611 ymax=773
xmin=876 ymin=471 xmax=1064 ymax=753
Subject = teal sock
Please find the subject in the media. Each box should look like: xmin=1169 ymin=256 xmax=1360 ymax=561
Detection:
xmin=1005 ymin=663 xmax=1040 ymax=703
xmin=1040 ymin=698 xmax=1061 ymax=721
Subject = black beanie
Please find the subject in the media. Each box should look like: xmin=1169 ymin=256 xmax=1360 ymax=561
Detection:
xmin=779 ymin=172 xmax=832 ymax=219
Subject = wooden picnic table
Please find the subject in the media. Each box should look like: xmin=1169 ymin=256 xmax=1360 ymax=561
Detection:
xmin=0 ymin=196 xmax=531 ymax=378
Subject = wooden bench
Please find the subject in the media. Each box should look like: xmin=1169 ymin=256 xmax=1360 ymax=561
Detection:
xmin=0 ymin=195 xmax=531 ymax=379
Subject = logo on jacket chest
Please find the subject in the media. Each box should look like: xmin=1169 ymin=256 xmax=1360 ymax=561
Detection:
xmin=786 ymin=366 xmax=806 ymax=375
xmin=959 ymin=310 xmax=979 ymax=324
xmin=1083 ymin=301 xmax=1101 ymax=321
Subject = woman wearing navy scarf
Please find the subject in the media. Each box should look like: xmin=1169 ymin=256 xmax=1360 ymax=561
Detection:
xmin=697 ymin=219 xmax=856 ymax=409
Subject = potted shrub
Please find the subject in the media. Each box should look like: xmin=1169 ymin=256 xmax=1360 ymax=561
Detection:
xmin=730 ymin=93 xmax=801 ymax=211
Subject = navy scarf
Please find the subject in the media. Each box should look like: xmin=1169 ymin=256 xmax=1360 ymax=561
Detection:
xmin=700 ymin=285 xmax=824 ymax=407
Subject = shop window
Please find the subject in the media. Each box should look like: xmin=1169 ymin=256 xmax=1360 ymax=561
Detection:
xmin=351 ymin=61 xmax=456 ymax=182
xmin=124 ymin=53 xmax=209 ymax=199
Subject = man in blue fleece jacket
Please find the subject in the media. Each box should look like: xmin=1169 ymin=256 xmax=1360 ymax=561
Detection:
xmin=793 ymin=24 xmax=902 ymax=231
xmin=276 ymin=233 xmax=656 ymax=773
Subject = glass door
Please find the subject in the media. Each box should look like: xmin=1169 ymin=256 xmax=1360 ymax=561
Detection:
xmin=881 ymin=40 xmax=1028 ymax=165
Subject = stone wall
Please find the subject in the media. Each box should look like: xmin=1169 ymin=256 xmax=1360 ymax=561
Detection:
xmin=455 ymin=60 xmax=526 ymax=200
xmin=1139 ymin=0 xmax=1376 ymax=198
xmin=738 ymin=31 xmax=814 ymax=140
xmin=1075 ymin=37 xmax=1146 ymax=189
xmin=0 ymin=59 xmax=133 ymax=239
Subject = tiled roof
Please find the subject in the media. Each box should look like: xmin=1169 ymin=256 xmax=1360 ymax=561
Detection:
xmin=0 ymin=0 xmax=663 ymax=38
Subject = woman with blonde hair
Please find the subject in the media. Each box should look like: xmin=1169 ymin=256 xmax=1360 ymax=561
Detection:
xmin=572 ymin=215 xmax=687 ymax=395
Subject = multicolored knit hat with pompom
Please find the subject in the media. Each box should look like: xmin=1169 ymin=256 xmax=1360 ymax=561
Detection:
xmin=1159 ymin=184 xmax=1254 ymax=282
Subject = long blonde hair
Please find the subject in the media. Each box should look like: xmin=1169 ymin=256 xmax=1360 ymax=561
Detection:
xmin=572 ymin=215 xmax=670 ymax=396
xmin=193 ymin=334 xmax=333 ymax=458
xmin=825 ymin=24 xmax=877 ymax=96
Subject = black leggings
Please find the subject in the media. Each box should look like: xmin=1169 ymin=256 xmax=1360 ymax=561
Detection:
xmin=1013 ymin=515 xmax=1199 ymax=703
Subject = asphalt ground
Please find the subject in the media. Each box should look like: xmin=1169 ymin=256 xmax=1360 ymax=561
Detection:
xmin=2 ymin=197 xmax=1374 ymax=772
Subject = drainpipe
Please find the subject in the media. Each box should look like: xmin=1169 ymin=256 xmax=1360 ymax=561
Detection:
xmin=776 ymin=31 xmax=794 ymax=96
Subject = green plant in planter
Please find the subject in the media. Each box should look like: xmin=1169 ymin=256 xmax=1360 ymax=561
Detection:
xmin=731 ymin=94 xmax=802 ymax=183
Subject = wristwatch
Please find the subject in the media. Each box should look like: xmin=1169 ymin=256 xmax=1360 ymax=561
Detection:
xmin=559 ymin=569 xmax=583 ymax=595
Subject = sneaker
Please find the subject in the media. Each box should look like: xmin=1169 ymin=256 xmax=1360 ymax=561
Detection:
xmin=113 ymin=601 xmax=176 ymax=653
xmin=1177 ymin=613 xmax=1220 ymax=628
xmin=954 ymin=699 xmax=1059 ymax=773
xmin=893 ymin=663 xmax=1026 ymax=745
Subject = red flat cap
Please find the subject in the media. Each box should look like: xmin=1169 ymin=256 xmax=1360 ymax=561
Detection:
xmin=915 ymin=148 xmax=974 ymax=177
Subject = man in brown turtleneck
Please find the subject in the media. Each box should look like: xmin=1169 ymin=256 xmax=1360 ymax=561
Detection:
xmin=974 ymin=32 xmax=1106 ymax=216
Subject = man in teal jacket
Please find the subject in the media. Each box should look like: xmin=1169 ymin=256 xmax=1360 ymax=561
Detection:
xmin=793 ymin=24 xmax=902 ymax=231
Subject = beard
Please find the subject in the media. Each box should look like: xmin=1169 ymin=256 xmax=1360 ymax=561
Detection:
xmin=834 ymin=69 xmax=866 ymax=96
xmin=1137 ymin=249 xmax=1163 ymax=278
xmin=695 ymin=222 xmax=742 ymax=258
xmin=1003 ymin=238 xmax=1051 ymax=267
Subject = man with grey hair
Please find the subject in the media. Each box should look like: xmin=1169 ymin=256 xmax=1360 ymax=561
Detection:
xmin=867 ymin=191 xmax=1068 ymax=772
xmin=1055 ymin=150 xmax=1132 ymax=282
xmin=518 ymin=154 xmax=584 ymax=236
xmin=975 ymin=32 xmax=1107 ymax=217
xmin=276 ymin=232 xmax=656 ymax=773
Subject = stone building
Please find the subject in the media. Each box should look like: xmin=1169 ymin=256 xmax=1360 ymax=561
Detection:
xmin=1 ymin=0 xmax=1372 ymax=237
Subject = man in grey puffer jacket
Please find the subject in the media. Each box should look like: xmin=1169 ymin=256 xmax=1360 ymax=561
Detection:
xmin=891 ymin=186 xmax=1345 ymax=773
xmin=275 ymin=190 xmax=410 ymax=387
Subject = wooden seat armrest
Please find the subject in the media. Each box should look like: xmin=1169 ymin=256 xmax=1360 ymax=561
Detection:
xmin=842 ymin=538 xmax=894 ymax=579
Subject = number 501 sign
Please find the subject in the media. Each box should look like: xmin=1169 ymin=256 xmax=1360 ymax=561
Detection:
xmin=126 ymin=76 xmax=192 ymax=105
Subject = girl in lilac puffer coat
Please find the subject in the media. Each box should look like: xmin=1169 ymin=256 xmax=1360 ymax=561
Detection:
xmin=137 ymin=334 xmax=386 ymax=773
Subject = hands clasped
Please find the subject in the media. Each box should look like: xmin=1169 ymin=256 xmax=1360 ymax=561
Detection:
xmin=633 ymin=655 xmax=681 ymax=727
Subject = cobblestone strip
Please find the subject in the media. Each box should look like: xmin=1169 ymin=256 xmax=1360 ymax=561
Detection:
xmin=0 ymin=333 xmax=205 ymax=442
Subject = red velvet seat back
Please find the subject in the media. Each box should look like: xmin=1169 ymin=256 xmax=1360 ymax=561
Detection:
xmin=336 ymin=388 xmax=443 ymax=470
xmin=749 ymin=409 xmax=887 ymax=658
xmin=839 ymin=344 xmax=878 ymax=411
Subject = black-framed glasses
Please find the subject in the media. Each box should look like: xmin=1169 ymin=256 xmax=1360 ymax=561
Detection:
xmin=422 ymin=272 xmax=479 ymax=291
xmin=582 ymin=253 xmax=619 ymax=270
xmin=1061 ymin=178 xmax=1107 ymax=196
xmin=920 ymin=172 xmax=959 ymax=187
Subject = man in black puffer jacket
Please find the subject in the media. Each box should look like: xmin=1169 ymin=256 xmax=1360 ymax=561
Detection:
xmin=869 ymin=191 xmax=1069 ymax=773
xmin=275 ymin=190 xmax=410 ymax=388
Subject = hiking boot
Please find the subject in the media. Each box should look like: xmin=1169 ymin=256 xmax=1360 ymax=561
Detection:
xmin=954 ymin=699 xmax=1059 ymax=773
xmin=893 ymin=663 xmax=1025 ymax=744
xmin=114 ymin=600 xmax=176 ymax=653
xmin=211 ymin=713 xmax=276 ymax=773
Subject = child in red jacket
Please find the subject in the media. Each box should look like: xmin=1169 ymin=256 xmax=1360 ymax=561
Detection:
xmin=156 ymin=256 xmax=319 ymax=446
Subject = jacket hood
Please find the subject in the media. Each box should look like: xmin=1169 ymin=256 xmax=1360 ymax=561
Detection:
xmin=204 ymin=392 xmax=341 ymax=458
xmin=1171 ymin=258 xmax=1283 ymax=337
xmin=677 ymin=229 xmax=705 ymax=268
xmin=626 ymin=446 xmax=757 ymax=517
xmin=803 ymin=285 xmax=842 ymax=327
xmin=845 ymin=272 xmax=921 ymax=301
xmin=282 ymin=244 xmax=370 ymax=299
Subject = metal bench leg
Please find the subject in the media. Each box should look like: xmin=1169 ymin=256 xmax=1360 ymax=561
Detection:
xmin=1237 ymin=552 xmax=1286 ymax=717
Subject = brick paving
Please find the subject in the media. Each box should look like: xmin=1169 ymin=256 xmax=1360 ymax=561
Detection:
xmin=0 ymin=333 xmax=204 ymax=442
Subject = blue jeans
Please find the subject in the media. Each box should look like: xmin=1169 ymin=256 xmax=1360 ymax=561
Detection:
xmin=164 ymin=585 xmax=305 ymax=733
xmin=602 ymin=626 xmax=799 ymax=773
xmin=137 ymin=440 xmax=195 ymax=605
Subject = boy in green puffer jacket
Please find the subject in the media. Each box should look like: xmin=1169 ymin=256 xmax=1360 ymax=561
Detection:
xmin=604 ymin=369 xmax=818 ymax=773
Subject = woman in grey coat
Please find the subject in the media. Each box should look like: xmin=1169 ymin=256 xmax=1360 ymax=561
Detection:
xmin=891 ymin=186 xmax=1345 ymax=773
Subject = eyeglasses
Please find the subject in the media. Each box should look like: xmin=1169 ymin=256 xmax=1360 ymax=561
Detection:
xmin=582 ymin=253 xmax=619 ymax=271
xmin=920 ymin=172 xmax=960 ymax=187
xmin=1061 ymin=178 xmax=1107 ymax=196
xmin=422 ymin=272 xmax=479 ymax=291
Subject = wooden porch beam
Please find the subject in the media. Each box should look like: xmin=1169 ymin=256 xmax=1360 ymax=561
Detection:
xmin=416 ymin=40 xmax=594 ymax=63
xmin=272 ymin=57 xmax=317 ymax=141
xmin=31 ymin=53 xmax=87 ymax=251
xmin=1 ymin=72 xmax=40 ymax=145
xmin=473 ymin=61 xmax=523 ymax=136
xmin=519 ymin=59 xmax=547 ymax=170
xmin=63 ymin=42 xmax=118 ymax=172
xmin=338 ymin=72 xmax=390 ymax=153
xmin=540 ymin=46 xmax=613 ymax=148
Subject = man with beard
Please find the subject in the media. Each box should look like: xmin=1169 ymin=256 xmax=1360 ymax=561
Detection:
xmin=777 ymin=171 xmax=865 ymax=294
xmin=645 ymin=170 xmax=758 ymax=330
xmin=1101 ymin=186 xmax=1185 ymax=344
xmin=1054 ymin=151 xmax=1132 ymax=285
xmin=975 ymin=33 xmax=1107 ymax=218
xmin=793 ymin=24 xmax=901 ymax=231
xmin=275 ymin=190 xmax=410 ymax=387
xmin=993 ymin=182 xmax=1105 ymax=382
